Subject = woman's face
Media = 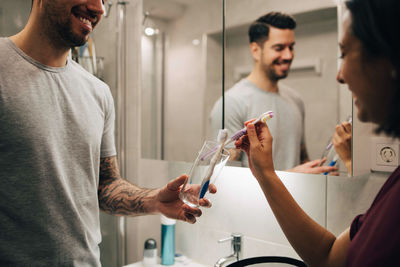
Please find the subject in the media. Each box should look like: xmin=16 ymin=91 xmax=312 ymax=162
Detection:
xmin=337 ymin=14 xmax=396 ymax=125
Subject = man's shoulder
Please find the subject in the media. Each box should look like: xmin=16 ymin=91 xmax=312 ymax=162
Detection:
xmin=211 ymin=80 xmax=251 ymax=115
xmin=226 ymin=79 xmax=255 ymax=97
xmin=279 ymin=83 xmax=305 ymax=114
xmin=0 ymin=38 xmax=14 ymax=61
xmin=279 ymin=83 xmax=302 ymax=99
xmin=279 ymin=83 xmax=304 ymax=105
xmin=68 ymin=60 xmax=110 ymax=90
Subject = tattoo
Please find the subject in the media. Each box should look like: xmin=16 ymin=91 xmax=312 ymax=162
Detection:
xmin=300 ymin=144 xmax=310 ymax=164
xmin=98 ymin=156 xmax=154 ymax=216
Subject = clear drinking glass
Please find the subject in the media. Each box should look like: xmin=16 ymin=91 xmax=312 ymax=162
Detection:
xmin=179 ymin=141 xmax=230 ymax=207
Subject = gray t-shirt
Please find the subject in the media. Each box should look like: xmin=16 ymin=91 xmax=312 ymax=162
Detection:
xmin=0 ymin=38 xmax=116 ymax=266
xmin=210 ymin=79 xmax=305 ymax=170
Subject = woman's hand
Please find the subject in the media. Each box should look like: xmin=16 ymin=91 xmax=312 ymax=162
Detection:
xmin=235 ymin=120 xmax=275 ymax=179
xmin=333 ymin=121 xmax=352 ymax=174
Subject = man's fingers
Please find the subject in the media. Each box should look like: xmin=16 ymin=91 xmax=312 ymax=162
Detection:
xmin=183 ymin=205 xmax=202 ymax=217
xmin=168 ymin=174 xmax=188 ymax=191
xmin=183 ymin=212 xmax=196 ymax=224
xmin=198 ymin=198 xmax=212 ymax=208
xmin=208 ymin=183 xmax=217 ymax=194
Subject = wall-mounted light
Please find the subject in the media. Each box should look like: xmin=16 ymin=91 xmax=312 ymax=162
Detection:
xmin=144 ymin=27 xmax=156 ymax=36
xmin=143 ymin=11 xmax=159 ymax=36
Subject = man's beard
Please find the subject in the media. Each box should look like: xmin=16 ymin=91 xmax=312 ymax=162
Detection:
xmin=42 ymin=2 xmax=89 ymax=48
xmin=263 ymin=62 xmax=290 ymax=82
xmin=267 ymin=68 xmax=288 ymax=81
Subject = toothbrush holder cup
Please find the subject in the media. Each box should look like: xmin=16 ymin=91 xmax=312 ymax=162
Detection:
xmin=179 ymin=140 xmax=230 ymax=207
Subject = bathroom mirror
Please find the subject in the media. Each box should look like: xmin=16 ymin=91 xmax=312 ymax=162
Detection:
xmin=218 ymin=0 xmax=352 ymax=175
xmin=140 ymin=0 xmax=224 ymax=163
xmin=140 ymin=0 xmax=352 ymax=176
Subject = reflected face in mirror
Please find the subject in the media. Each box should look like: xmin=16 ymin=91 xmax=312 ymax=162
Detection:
xmin=253 ymin=27 xmax=295 ymax=81
xmin=337 ymin=14 xmax=395 ymax=125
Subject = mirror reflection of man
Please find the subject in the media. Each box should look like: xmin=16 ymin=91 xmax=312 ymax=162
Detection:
xmin=211 ymin=12 xmax=336 ymax=174
xmin=0 ymin=0 xmax=214 ymax=265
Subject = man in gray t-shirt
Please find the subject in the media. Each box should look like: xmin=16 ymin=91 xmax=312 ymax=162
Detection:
xmin=0 ymin=1 xmax=214 ymax=266
xmin=211 ymin=12 xmax=336 ymax=174
xmin=212 ymin=79 xmax=305 ymax=170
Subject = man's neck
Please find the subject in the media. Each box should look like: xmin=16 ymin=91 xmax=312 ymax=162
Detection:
xmin=10 ymin=20 xmax=70 ymax=68
xmin=246 ymin=67 xmax=279 ymax=93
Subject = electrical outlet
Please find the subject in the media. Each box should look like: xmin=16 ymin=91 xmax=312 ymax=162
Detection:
xmin=376 ymin=144 xmax=398 ymax=166
xmin=371 ymin=137 xmax=400 ymax=172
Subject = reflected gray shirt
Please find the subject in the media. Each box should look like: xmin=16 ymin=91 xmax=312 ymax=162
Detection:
xmin=210 ymin=79 xmax=305 ymax=170
xmin=0 ymin=38 xmax=116 ymax=266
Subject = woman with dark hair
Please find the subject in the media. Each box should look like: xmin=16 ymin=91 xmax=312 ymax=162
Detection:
xmin=235 ymin=0 xmax=400 ymax=266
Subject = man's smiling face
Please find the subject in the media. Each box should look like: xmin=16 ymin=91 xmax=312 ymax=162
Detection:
xmin=39 ymin=0 xmax=104 ymax=47
xmin=259 ymin=26 xmax=295 ymax=81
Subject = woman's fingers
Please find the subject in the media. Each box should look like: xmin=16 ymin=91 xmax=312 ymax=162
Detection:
xmin=246 ymin=123 xmax=260 ymax=146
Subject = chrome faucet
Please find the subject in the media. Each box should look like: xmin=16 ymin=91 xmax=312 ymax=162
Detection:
xmin=214 ymin=233 xmax=242 ymax=267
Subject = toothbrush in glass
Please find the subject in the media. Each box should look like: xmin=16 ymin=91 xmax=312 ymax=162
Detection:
xmin=198 ymin=129 xmax=228 ymax=199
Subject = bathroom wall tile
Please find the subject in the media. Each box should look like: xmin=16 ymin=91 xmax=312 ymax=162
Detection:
xmin=277 ymin=171 xmax=327 ymax=226
xmin=198 ymin=167 xmax=327 ymax=247
xmin=176 ymin=220 xmax=200 ymax=260
xmin=168 ymin=161 xmax=193 ymax=180
xmin=138 ymin=159 xmax=169 ymax=187
xmin=127 ymin=159 xmax=169 ymax=263
xmin=242 ymin=236 xmax=299 ymax=260
xmin=326 ymin=172 xmax=389 ymax=235
xmin=195 ymin=227 xmax=233 ymax=266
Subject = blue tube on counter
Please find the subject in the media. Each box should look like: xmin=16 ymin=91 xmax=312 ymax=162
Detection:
xmin=161 ymin=215 xmax=175 ymax=265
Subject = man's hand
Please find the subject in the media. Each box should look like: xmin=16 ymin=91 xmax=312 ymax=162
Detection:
xmin=98 ymin=157 xmax=216 ymax=222
xmin=288 ymin=158 xmax=338 ymax=174
xmin=155 ymin=174 xmax=217 ymax=224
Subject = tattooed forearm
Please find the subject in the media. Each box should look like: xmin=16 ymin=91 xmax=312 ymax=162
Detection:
xmin=98 ymin=156 xmax=156 ymax=216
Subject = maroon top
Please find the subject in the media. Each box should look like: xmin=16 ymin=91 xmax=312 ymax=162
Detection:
xmin=347 ymin=166 xmax=400 ymax=266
